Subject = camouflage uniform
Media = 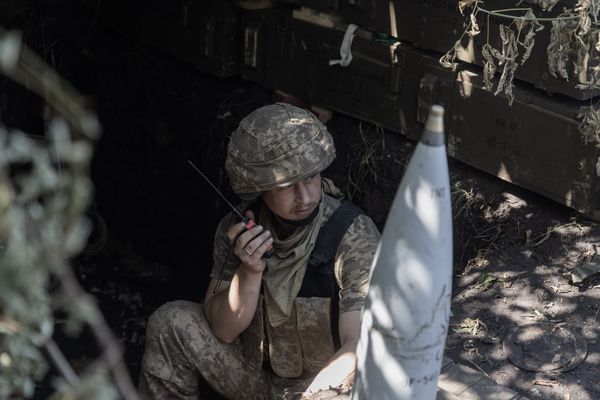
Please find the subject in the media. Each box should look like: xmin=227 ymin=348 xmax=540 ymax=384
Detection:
xmin=211 ymin=194 xmax=379 ymax=315
xmin=139 ymin=104 xmax=380 ymax=399
xmin=139 ymin=300 xmax=270 ymax=400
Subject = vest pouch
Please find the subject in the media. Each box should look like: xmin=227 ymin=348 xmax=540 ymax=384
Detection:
xmin=266 ymin=305 xmax=303 ymax=378
xmin=240 ymin=296 xmax=264 ymax=375
xmin=296 ymin=297 xmax=335 ymax=373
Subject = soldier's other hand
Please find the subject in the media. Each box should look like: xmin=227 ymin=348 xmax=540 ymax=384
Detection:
xmin=227 ymin=210 xmax=273 ymax=274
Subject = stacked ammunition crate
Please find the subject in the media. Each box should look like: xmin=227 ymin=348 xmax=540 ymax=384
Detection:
xmin=240 ymin=4 xmax=410 ymax=133
xmin=100 ymin=0 xmax=600 ymax=219
xmin=395 ymin=0 xmax=600 ymax=100
xmin=240 ymin=1 xmax=600 ymax=219
xmin=390 ymin=0 xmax=600 ymax=218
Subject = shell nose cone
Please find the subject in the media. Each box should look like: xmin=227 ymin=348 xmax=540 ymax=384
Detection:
xmin=421 ymin=104 xmax=445 ymax=146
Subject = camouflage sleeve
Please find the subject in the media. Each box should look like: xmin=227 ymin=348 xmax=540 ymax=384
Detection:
xmin=209 ymin=213 xmax=241 ymax=282
xmin=334 ymin=213 xmax=381 ymax=314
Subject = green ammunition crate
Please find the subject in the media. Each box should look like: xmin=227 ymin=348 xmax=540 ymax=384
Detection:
xmin=240 ymin=5 xmax=311 ymax=102
xmin=241 ymin=7 xmax=406 ymax=131
xmin=385 ymin=43 xmax=600 ymax=219
xmin=241 ymin=9 xmax=454 ymax=135
xmin=101 ymin=0 xmax=240 ymax=78
xmin=241 ymin=6 xmax=600 ymax=219
xmin=391 ymin=44 xmax=456 ymax=140
xmin=393 ymin=0 xmax=600 ymax=100
xmin=447 ymin=66 xmax=600 ymax=219
xmin=303 ymin=21 xmax=404 ymax=131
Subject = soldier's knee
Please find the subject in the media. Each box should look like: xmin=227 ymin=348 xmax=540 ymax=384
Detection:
xmin=146 ymin=300 xmax=205 ymax=340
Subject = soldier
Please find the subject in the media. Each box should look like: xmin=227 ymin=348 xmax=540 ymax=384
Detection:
xmin=139 ymin=103 xmax=380 ymax=399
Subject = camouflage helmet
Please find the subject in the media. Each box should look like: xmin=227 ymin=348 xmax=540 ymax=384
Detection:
xmin=225 ymin=103 xmax=335 ymax=196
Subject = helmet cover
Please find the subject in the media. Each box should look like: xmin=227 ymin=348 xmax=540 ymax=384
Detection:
xmin=225 ymin=103 xmax=335 ymax=196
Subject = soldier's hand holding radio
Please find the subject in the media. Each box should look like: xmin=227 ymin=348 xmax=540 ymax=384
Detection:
xmin=227 ymin=210 xmax=273 ymax=274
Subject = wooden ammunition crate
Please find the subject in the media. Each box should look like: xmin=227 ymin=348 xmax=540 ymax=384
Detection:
xmin=306 ymin=22 xmax=404 ymax=131
xmin=329 ymin=41 xmax=600 ymax=219
xmin=393 ymin=0 xmax=600 ymax=100
xmin=241 ymin=7 xmax=406 ymax=131
xmin=447 ymin=66 xmax=600 ymax=219
xmin=382 ymin=44 xmax=600 ymax=219
xmin=240 ymin=5 xmax=311 ymax=102
xmin=101 ymin=0 xmax=240 ymax=78
xmin=242 ymin=7 xmax=600 ymax=218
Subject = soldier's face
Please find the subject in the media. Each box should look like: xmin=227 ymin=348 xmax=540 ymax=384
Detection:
xmin=262 ymin=174 xmax=322 ymax=221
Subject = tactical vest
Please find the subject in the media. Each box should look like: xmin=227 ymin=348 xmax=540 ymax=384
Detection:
xmin=241 ymin=200 xmax=364 ymax=378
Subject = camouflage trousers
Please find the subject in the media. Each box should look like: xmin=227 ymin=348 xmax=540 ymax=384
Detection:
xmin=138 ymin=300 xmax=314 ymax=400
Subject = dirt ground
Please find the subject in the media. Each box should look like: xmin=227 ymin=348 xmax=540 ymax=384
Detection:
xmin=4 ymin=6 xmax=598 ymax=399
xmin=441 ymin=174 xmax=600 ymax=400
xmin=444 ymin=173 xmax=600 ymax=400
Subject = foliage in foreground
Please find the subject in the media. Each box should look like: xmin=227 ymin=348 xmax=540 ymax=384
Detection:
xmin=0 ymin=28 xmax=137 ymax=399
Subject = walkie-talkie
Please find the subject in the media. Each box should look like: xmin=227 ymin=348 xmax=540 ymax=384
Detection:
xmin=188 ymin=160 xmax=274 ymax=258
